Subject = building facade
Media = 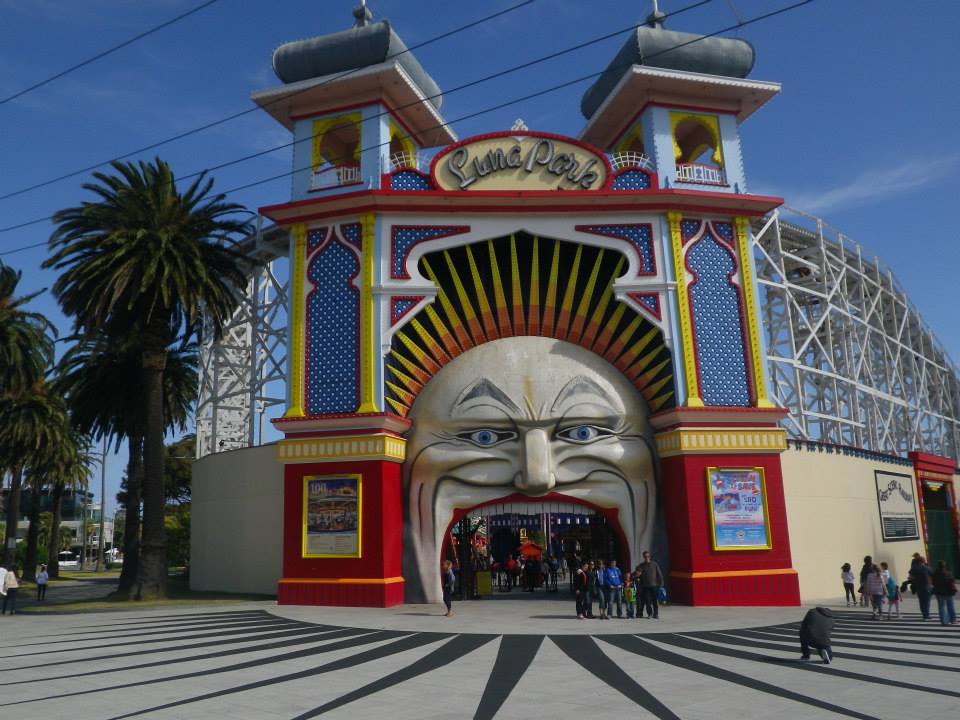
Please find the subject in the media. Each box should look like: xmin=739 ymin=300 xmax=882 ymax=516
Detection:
xmin=191 ymin=9 xmax=960 ymax=606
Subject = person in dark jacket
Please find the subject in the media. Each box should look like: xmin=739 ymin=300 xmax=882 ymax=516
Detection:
xmin=637 ymin=551 xmax=664 ymax=619
xmin=800 ymin=606 xmax=835 ymax=664
xmin=585 ymin=560 xmax=597 ymax=618
xmin=858 ymin=555 xmax=873 ymax=607
xmin=909 ymin=556 xmax=934 ymax=620
xmin=932 ymin=560 xmax=957 ymax=626
xmin=574 ymin=561 xmax=590 ymax=619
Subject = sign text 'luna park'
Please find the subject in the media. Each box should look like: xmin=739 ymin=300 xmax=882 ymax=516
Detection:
xmin=431 ymin=132 xmax=610 ymax=192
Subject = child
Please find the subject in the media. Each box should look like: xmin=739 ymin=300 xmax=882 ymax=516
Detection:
xmin=841 ymin=563 xmax=856 ymax=606
xmin=624 ymin=573 xmax=637 ymax=618
xmin=885 ymin=571 xmax=902 ymax=619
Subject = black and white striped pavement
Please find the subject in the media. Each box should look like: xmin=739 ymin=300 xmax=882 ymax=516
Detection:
xmin=1 ymin=607 xmax=957 ymax=719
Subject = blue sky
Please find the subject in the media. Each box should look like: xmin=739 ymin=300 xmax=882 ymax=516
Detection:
xmin=2 ymin=0 xmax=959 ymax=513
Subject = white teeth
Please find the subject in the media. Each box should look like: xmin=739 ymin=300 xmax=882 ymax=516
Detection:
xmin=474 ymin=500 xmax=602 ymax=518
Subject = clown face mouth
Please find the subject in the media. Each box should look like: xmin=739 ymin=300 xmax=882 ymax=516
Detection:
xmin=402 ymin=337 xmax=657 ymax=604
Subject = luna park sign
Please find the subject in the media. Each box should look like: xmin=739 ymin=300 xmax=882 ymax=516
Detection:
xmin=431 ymin=132 xmax=610 ymax=192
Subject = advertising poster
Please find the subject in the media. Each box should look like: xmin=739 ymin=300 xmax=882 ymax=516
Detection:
xmin=874 ymin=470 xmax=920 ymax=541
xmin=303 ymin=475 xmax=361 ymax=558
xmin=707 ymin=467 xmax=771 ymax=550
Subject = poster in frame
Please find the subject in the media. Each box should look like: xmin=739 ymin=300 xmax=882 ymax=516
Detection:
xmin=874 ymin=470 xmax=920 ymax=542
xmin=302 ymin=474 xmax=362 ymax=558
xmin=707 ymin=466 xmax=772 ymax=551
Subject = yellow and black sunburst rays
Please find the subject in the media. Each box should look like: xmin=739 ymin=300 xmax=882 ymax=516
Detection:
xmin=385 ymin=233 xmax=675 ymax=416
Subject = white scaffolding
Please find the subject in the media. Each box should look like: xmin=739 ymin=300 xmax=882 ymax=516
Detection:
xmin=195 ymin=224 xmax=289 ymax=458
xmin=753 ymin=207 xmax=960 ymax=457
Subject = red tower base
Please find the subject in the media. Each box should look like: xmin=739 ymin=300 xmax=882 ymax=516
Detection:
xmin=653 ymin=407 xmax=801 ymax=607
xmin=273 ymin=413 xmax=410 ymax=608
xmin=278 ymin=578 xmax=405 ymax=607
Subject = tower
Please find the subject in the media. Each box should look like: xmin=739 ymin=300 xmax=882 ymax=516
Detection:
xmin=578 ymin=14 xmax=798 ymax=604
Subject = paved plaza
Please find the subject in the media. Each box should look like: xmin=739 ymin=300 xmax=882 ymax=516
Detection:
xmin=0 ymin=593 xmax=958 ymax=719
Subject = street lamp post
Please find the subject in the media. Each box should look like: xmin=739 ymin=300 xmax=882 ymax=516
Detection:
xmin=95 ymin=437 xmax=106 ymax=572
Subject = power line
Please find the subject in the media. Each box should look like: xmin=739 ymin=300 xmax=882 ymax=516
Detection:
xmin=0 ymin=0 xmax=713 ymax=242
xmin=222 ymin=0 xmax=815 ymax=196
xmin=148 ymin=1 xmax=716 ymax=188
xmin=0 ymin=0 xmax=537 ymax=202
xmin=0 ymin=0 xmax=815 ymax=250
xmin=0 ymin=0 xmax=220 ymax=106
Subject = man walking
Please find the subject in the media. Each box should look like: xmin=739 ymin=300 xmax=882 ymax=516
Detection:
xmin=606 ymin=559 xmax=624 ymax=618
xmin=595 ymin=559 xmax=609 ymax=619
xmin=575 ymin=561 xmax=590 ymax=619
xmin=638 ymin=551 xmax=664 ymax=619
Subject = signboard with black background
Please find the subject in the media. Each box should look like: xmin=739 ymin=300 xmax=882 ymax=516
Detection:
xmin=874 ymin=470 xmax=920 ymax=541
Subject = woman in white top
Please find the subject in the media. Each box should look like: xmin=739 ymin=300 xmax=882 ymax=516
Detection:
xmin=36 ymin=564 xmax=49 ymax=601
xmin=1 ymin=566 xmax=20 ymax=615
xmin=841 ymin=563 xmax=856 ymax=606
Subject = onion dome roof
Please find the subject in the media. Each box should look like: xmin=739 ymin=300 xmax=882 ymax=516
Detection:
xmin=581 ymin=25 xmax=755 ymax=119
xmin=272 ymin=18 xmax=443 ymax=110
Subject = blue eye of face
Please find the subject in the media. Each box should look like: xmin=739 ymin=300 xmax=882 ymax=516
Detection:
xmin=456 ymin=429 xmax=516 ymax=447
xmin=556 ymin=425 xmax=611 ymax=444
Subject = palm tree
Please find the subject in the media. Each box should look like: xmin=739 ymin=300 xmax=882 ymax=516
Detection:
xmin=0 ymin=384 xmax=69 ymax=568
xmin=47 ymin=435 xmax=94 ymax=579
xmin=56 ymin=334 xmax=198 ymax=593
xmin=0 ymin=262 xmax=54 ymax=394
xmin=0 ymin=262 xmax=55 ymax=568
xmin=44 ymin=158 xmax=251 ymax=598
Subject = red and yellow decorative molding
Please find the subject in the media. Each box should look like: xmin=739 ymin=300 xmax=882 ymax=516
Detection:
xmin=284 ymin=223 xmax=308 ymax=418
xmin=670 ymin=568 xmax=797 ymax=579
xmin=667 ymin=211 xmax=703 ymax=407
xmin=276 ymin=433 xmax=406 ymax=463
xmin=279 ymin=576 xmax=404 ymax=585
xmin=655 ymin=426 xmax=787 ymax=457
xmin=734 ymin=216 xmax=773 ymax=408
xmin=357 ymin=213 xmax=379 ymax=413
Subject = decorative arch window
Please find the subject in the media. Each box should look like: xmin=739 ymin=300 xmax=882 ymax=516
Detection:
xmin=669 ymin=112 xmax=726 ymax=186
xmin=388 ymin=121 xmax=418 ymax=170
xmin=610 ymin=122 xmax=651 ymax=174
xmin=311 ymin=112 xmax=362 ymax=189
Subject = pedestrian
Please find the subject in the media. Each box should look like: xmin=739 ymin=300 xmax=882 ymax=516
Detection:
xmin=595 ymin=560 xmax=609 ymax=619
xmin=799 ymin=606 xmax=835 ymax=664
xmin=864 ymin=564 xmax=885 ymax=619
xmin=1 ymin=565 xmax=20 ymax=615
xmin=586 ymin=560 xmax=597 ymax=618
xmin=441 ymin=560 xmax=455 ymax=617
xmin=505 ymin=555 xmax=517 ymax=589
xmin=909 ymin=555 xmax=933 ymax=620
xmin=36 ymin=564 xmax=49 ymax=601
xmin=623 ymin=573 xmax=637 ymax=618
xmin=638 ymin=551 xmax=664 ymax=619
xmin=606 ymin=559 xmax=623 ymax=618
xmin=879 ymin=561 xmax=891 ymax=585
xmin=858 ymin=555 xmax=873 ymax=607
xmin=841 ymin=563 xmax=856 ymax=606
xmin=575 ymin=561 xmax=590 ymax=619
xmin=884 ymin=569 xmax=901 ymax=620
xmin=931 ymin=560 xmax=957 ymax=626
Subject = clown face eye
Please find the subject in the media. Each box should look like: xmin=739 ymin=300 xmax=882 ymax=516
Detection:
xmin=455 ymin=429 xmax=517 ymax=447
xmin=556 ymin=425 xmax=613 ymax=444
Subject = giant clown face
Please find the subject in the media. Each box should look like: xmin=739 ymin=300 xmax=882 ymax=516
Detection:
xmin=403 ymin=336 xmax=657 ymax=603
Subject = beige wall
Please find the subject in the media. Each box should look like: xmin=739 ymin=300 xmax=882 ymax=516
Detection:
xmin=191 ymin=444 xmax=282 ymax=596
xmin=781 ymin=447 xmax=924 ymax=601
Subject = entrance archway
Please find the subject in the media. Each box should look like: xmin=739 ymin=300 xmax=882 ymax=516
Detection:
xmin=401 ymin=336 xmax=658 ymax=604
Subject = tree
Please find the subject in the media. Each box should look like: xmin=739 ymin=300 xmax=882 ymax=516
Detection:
xmin=43 ymin=430 xmax=95 ymax=579
xmin=0 ymin=262 xmax=55 ymax=569
xmin=0 ymin=262 xmax=54 ymax=394
xmin=44 ymin=158 xmax=251 ymax=598
xmin=0 ymin=385 xmax=69 ymax=569
xmin=57 ymin=336 xmax=198 ymax=594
